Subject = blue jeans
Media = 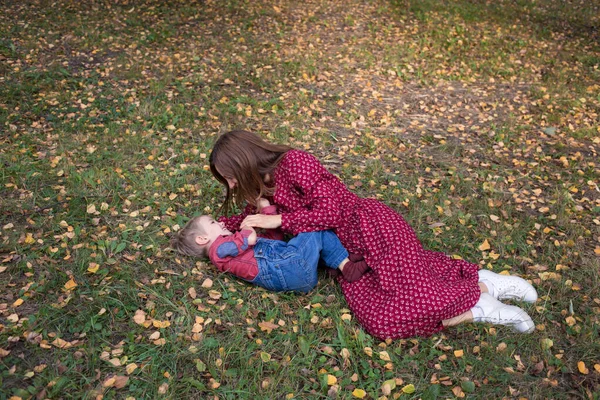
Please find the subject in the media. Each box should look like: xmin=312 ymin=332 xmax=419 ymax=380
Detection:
xmin=251 ymin=230 xmax=348 ymax=293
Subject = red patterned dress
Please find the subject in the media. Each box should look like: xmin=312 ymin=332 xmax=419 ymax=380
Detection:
xmin=220 ymin=150 xmax=481 ymax=339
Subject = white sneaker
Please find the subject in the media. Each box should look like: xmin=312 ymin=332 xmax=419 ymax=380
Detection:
xmin=478 ymin=269 xmax=538 ymax=303
xmin=472 ymin=293 xmax=535 ymax=333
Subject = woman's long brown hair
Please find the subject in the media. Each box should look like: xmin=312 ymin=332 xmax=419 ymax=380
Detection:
xmin=209 ymin=130 xmax=292 ymax=215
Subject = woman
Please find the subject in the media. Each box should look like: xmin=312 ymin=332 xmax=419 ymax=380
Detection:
xmin=209 ymin=130 xmax=537 ymax=339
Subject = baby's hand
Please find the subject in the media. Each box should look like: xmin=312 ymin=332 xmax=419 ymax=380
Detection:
xmin=240 ymin=224 xmax=257 ymax=245
xmin=256 ymin=198 xmax=270 ymax=212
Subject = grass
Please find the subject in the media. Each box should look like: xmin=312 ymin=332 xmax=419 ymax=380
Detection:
xmin=1 ymin=0 xmax=599 ymax=398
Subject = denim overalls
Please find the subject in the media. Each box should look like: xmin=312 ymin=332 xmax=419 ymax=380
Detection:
xmin=251 ymin=230 xmax=348 ymax=293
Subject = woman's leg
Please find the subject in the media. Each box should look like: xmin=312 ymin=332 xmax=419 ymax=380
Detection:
xmin=442 ymin=310 xmax=473 ymax=327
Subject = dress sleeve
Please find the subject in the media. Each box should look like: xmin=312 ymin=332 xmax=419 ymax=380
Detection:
xmin=218 ymin=203 xmax=257 ymax=231
xmin=279 ymin=152 xmax=344 ymax=235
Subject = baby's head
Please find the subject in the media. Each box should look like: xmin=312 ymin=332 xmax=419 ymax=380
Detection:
xmin=171 ymin=215 xmax=232 ymax=258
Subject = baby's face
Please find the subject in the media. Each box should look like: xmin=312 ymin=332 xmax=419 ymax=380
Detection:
xmin=197 ymin=215 xmax=232 ymax=241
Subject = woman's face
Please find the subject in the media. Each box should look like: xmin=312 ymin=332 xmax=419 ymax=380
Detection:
xmin=225 ymin=176 xmax=237 ymax=189
xmin=216 ymin=165 xmax=237 ymax=189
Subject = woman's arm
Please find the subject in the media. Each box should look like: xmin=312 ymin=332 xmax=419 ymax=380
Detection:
xmin=218 ymin=203 xmax=257 ymax=231
xmin=243 ymin=151 xmax=345 ymax=235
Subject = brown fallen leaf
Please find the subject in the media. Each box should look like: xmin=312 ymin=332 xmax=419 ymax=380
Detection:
xmin=258 ymin=321 xmax=279 ymax=333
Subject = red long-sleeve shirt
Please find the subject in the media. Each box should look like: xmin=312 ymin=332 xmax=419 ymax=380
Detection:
xmin=209 ymin=205 xmax=283 ymax=280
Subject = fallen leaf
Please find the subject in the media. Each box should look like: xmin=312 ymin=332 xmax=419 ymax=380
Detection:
xmin=208 ymin=290 xmax=222 ymax=300
xmin=87 ymin=262 xmax=100 ymax=274
xmin=158 ymin=382 xmax=169 ymax=394
xmin=152 ymin=320 xmax=171 ymax=329
xmin=258 ymin=321 xmax=279 ymax=333
xmin=103 ymin=377 xmax=116 ymax=387
xmin=402 ymin=384 xmax=416 ymax=393
xmin=352 ymin=388 xmax=366 ymax=398
xmin=452 ymin=386 xmax=465 ymax=398
xmin=64 ymin=278 xmax=77 ymax=291
xmin=113 ymin=375 xmax=129 ymax=389
xmin=126 ymin=363 xmax=138 ymax=374
xmin=326 ymin=374 xmax=337 ymax=385
xmin=133 ymin=310 xmax=146 ymax=325
xmin=578 ymin=361 xmax=589 ymax=374
xmin=479 ymin=240 xmax=491 ymax=251
xmin=149 ymin=331 xmax=160 ymax=340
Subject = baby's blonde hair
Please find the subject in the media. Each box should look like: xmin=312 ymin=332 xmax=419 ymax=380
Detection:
xmin=170 ymin=216 xmax=209 ymax=258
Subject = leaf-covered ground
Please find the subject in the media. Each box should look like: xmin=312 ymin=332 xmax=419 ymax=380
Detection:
xmin=1 ymin=0 xmax=599 ymax=398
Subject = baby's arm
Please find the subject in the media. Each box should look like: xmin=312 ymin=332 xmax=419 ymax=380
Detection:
xmin=243 ymin=226 xmax=258 ymax=246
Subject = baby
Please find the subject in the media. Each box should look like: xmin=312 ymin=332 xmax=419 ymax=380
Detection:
xmin=171 ymin=201 xmax=369 ymax=293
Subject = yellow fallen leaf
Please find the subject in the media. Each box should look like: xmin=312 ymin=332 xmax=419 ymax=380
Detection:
xmin=363 ymin=347 xmax=373 ymax=357
xmin=64 ymin=278 xmax=77 ymax=291
xmin=87 ymin=204 xmax=97 ymax=214
xmin=341 ymin=313 xmax=352 ymax=321
xmin=87 ymin=262 xmax=100 ymax=274
xmin=594 ymin=364 xmax=600 ymax=373
xmin=126 ymin=363 xmax=138 ymax=375
xmin=379 ymin=351 xmax=391 ymax=361
xmin=260 ymin=352 xmax=271 ymax=362
xmin=402 ymin=384 xmax=415 ymax=394
xmin=578 ymin=361 xmax=589 ymax=374
xmin=326 ymin=374 xmax=337 ymax=385
xmin=454 ymin=349 xmax=464 ymax=358
xmin=201 ymin=278 xmax=213 ymax=288
xmin=103 ymin=377 xmax=116 ymax=387
xmin=565 ymin=316 xmax=576 ymax=326
xmin=540 ymin=338 xmax=553 ymax=350
xmin=24 ymin=233 xmax=35 ymax=244
xmin=352 ymin=388 xmax=366 ymax=398
xmin=152 ymin=320 xmax=171 ymax=329
xmin=479 ymin=240 xmax=491 ymax=251
xmin=12 ymin=298 xmax=23 ymax=307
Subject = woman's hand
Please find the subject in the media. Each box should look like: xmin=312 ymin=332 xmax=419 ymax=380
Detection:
xmin=242 ymin=214 xmax=282 ymax=230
